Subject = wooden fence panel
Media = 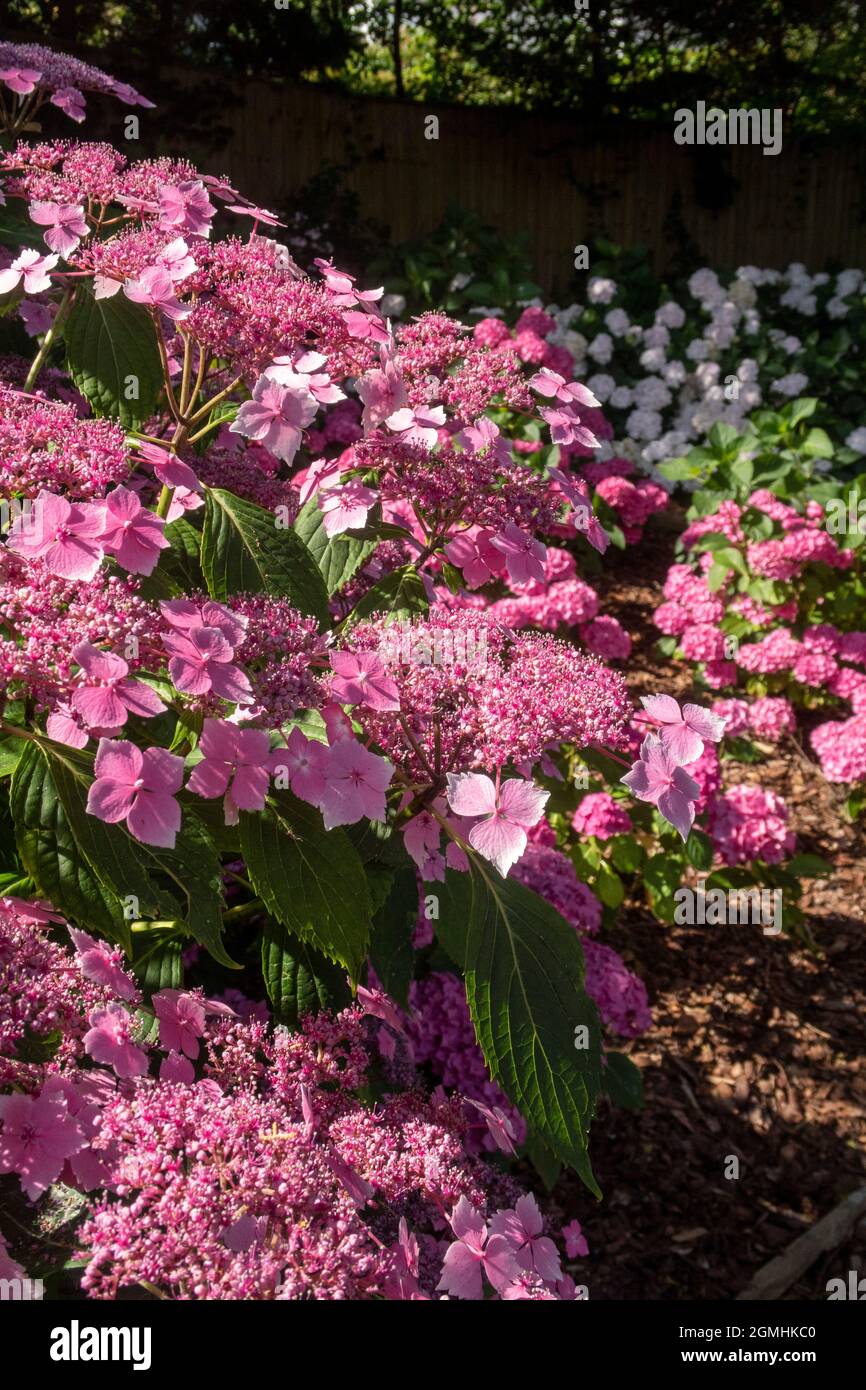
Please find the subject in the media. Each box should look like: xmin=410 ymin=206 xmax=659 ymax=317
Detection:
xmin=172 ymin=72 xmax=866 ymax=287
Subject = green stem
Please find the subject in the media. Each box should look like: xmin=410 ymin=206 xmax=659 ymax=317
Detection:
xmin=223 ymin=899 xmax=265 ymax=924
xmin=155 ymin=483 xmax=173 ymax=519
xmin=23 ymin=288 xmax=73 ymax=391
xmin=0 ymin=720 xmax=36 ymax=741
xmin=185 ymin=374 xmax=244 ymax=428
xmin=188 ymin=414 xmax=229 ymax=445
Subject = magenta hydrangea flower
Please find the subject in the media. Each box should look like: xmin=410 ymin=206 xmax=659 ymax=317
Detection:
xmin=267 ymin=352 xmax=345 ymax=406
xmin=83 ymin=1002 xmax=148 ymax=1079
xmin=46 ymin=702 xmax=89 ymax=748
xmin=444 ymin=527 xmax=503 ymax=589
xmin=51 ymin=85 xmax=86 ymax=120
xmin=0 ymin=64 xmax=41 ymax=96
xmin=571 ymin=791 xmax=633 ymax=840
xmin=160 ymin=1052 xmax=195 ymax=1084
xmin=70 ymin=642 xmax=166 ymax=731
xmin=401 ymin=804 xmax=443 ymax=875
xmin=446 ymin=772 xmax=549 ymax=877
xmin=318 ymin=479 xmax=378 ymax=537
xmin=6 ymin=488 xmax=105 ymax=580
xmin=86 ymin=738 xmax=184 ymax=847
xmin=386 ymin=403 xmax=446 ymax=449
xmin=456 ymin=416 xmax=512 ymax=466
xmin=383 ymin=1219 xmax=425 ymax=1301
xmin=0 ymin=1086 xmax=86 ymax=1200
xmin=464 ymin=1098 xmax=519 ymax=1156
xmin=539 ymin=404 xmax=599 ymax=449
xmin=159 ymin=597 xmax=247 ymax=647
xmin=187 ymin=718 xmax=272 ymax=823
xmin=621 ymin=733 xmax=700 ymax=841
xmin=356 ymin=351 xmax=407 ymax=429
xmin=528 ymin=368 xmax=600 ymax=409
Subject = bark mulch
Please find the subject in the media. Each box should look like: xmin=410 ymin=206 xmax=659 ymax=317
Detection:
xmin=550 ymin=515 xmax=866 ymax=1301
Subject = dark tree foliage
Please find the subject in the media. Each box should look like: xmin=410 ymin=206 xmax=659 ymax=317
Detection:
xmin=394 ymin=0 xmax=866 ymax=133
xmin=5 ymin=0 xmax=866 ymax=133
xmin=3 ymin=0 xmax=362 ymax=76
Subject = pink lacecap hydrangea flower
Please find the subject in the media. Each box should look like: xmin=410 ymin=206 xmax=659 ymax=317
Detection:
xmin=446 ymin=772 xmax=549 ymax=877
xmin=83 ymin=1002 xmax=148 ymax=1079
xmin=621 ymin=733 xmax=700 ymax=841
xmin=70 ymin=641 xmax=166 ymax=731
xmin=187 ymin=718 xmax=272 ymax=823
xmin=86 ymin=738 xmax=184 ymax=847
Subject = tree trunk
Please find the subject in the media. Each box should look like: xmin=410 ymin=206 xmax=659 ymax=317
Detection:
xmin=393 ymin=0 xmax=405 ymax=99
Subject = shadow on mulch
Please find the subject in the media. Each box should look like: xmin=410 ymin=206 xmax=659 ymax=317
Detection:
xmin=549 ymin=515 xmax=866 ymax=1300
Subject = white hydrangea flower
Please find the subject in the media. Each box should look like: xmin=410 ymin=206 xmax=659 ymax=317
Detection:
xmin=587 ymin=276 xmax=617 ymax=305
xmin=688 ymin=268 xmax=724 ymax=308
xmin=642 ymin=324 xmax=670 ymax=349
xmin=686 ymin=339 xmax=710 ymax=362
xmin=561 ymin=329 xmax=588 ymax=359
xmin=662 ymin=360 xmax=687 ymax=386
xmin=634 ymin=376 xmax=671 ymax=409
xmin=728 ymin=278 xmax=757 ymax=310
xmin=694 ymin=361 xmax=720 ymax=390
xmin=770 ymin=372 xmax=809 ymax=397
xmin=586 ymin=373 xmax=616 ymax=403
xmin=587 ymin=332 xmax=613 ymax=364
xmin=655 ymin=301 xmax=686 ymax=329
xmin=639 ymin=346 xmax=667 ymax=372
xmin=835 ymin=269 xmax=862 ymax=297
xmin=604 ymin=307 xmax=630 ymax=337
xmin=626 ymin=407 xmax=663 ymax=441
